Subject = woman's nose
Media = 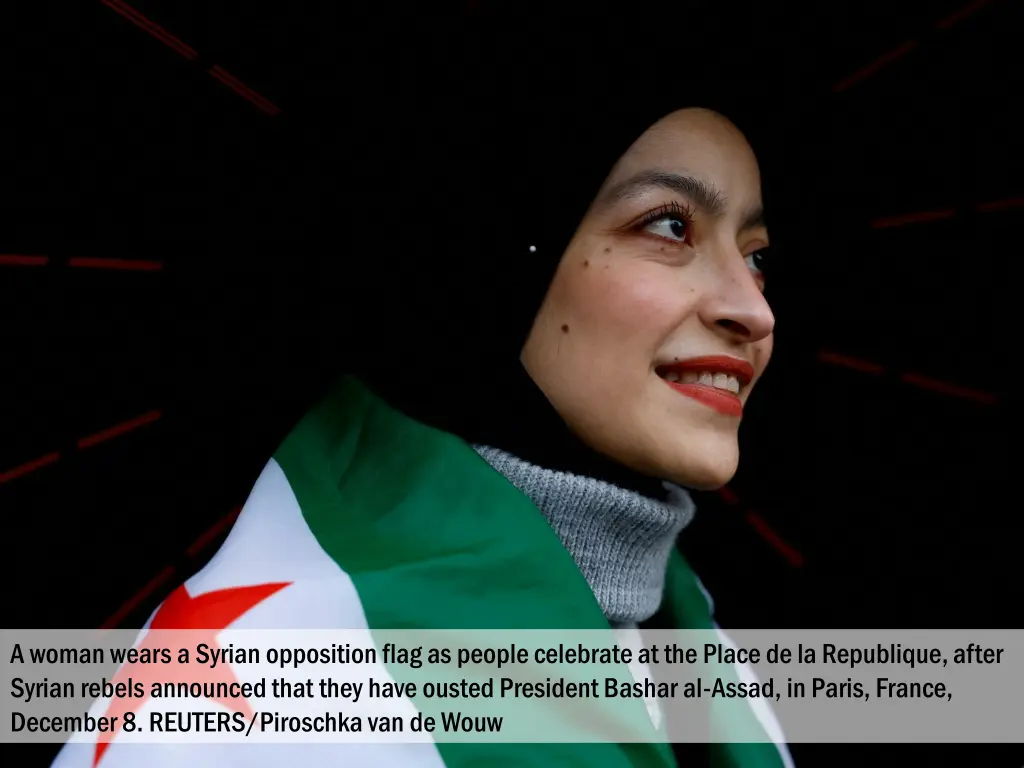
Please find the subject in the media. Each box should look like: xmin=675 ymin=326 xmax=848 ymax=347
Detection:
xmin=700 ymin=254 xmax=775 ymax=343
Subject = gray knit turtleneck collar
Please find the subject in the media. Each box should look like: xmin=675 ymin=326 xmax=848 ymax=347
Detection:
xmin=473 ymin=446 xmax=696 ymax=624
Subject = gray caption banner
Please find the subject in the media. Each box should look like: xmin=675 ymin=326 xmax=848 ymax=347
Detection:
xmin=1 ymin=629 xmax=1021 ymax=744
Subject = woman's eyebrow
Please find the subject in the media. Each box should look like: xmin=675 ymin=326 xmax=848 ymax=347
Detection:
xmin=601 ymin=169 xmax=728 ymax=216
xmin=740 ymin=205 xmax=766 ymax=233
xmin=599 ymin=169 xmax=767 ymax=233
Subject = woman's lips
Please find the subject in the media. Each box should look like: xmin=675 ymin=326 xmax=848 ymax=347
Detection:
xmin=656 ymin=355 xmax=755 ymax=417
xmin=663 ymin=381 xmax=743 ymax=416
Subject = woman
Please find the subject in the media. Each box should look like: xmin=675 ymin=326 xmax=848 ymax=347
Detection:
xmin=55 ymin=29 xmax=793 ymax=768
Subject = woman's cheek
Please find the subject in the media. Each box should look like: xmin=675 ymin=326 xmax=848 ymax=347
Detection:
xmin=579 ymin=261 xmax=688 ymax=338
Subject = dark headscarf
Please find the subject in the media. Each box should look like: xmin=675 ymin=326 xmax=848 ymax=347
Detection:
xmin=344 ymin=19 xmax=755 ymax=496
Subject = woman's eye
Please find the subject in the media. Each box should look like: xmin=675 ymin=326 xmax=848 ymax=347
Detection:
xmin=643 ymin=215 xmax=689 ymax=243
xmin=745 ymin=250 xmax=766 ymax=275
xmin=745 ymin=250 xmax=769 ymax=291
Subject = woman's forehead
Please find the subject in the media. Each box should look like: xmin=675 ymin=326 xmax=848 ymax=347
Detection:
xmin=601 ymin=108 xmax=764 ymax=214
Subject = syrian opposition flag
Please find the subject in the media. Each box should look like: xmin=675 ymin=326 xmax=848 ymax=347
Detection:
xmin=50 ymin=377 xmax=791 ymax=768
xmin=50 ymin=456 xmax=466 ymax=768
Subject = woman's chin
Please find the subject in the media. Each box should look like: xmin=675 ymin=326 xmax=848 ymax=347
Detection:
xmin=654 ymin=441 xmax=739 ymax=491
xmin=673 ymin=471 xmax=735 ymax=492
xmin=605 ymin=441 xmax=738 ymax=491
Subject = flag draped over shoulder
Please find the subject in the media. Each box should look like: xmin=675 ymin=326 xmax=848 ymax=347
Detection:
xmin=52 ymin=378 xmax=791 ymax=768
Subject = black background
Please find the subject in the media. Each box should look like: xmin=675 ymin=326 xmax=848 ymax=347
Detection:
xmin=3 ymin=1 xmax=1022 ymax=765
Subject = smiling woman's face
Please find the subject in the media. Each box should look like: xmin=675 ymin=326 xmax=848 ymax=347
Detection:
xmin=521 ymin=108 xmax=774 ymax=489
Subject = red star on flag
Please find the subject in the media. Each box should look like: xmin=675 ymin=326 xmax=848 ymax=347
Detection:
xmin=94 ymin=581 xmax=290 ymax=766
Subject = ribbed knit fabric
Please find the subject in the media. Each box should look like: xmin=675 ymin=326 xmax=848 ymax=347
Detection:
xmin=474 ymin=446 xmax=696 ymax=624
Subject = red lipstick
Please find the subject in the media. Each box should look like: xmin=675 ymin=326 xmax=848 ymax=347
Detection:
xmin=657 ymin=355 xmax=755 ymax=417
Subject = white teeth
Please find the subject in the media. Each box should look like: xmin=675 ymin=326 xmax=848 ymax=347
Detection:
xmin=663 ymin=369 xmax=742 ymax=394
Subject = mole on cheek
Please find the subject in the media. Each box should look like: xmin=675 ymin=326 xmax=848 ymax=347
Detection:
xmin=604 ymin=248 xmax=611 ymax=253
xmin=583 ymin=260 xmax=589 ymax=268
xmin=561 ymin=324 xmax=570 ymax=333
